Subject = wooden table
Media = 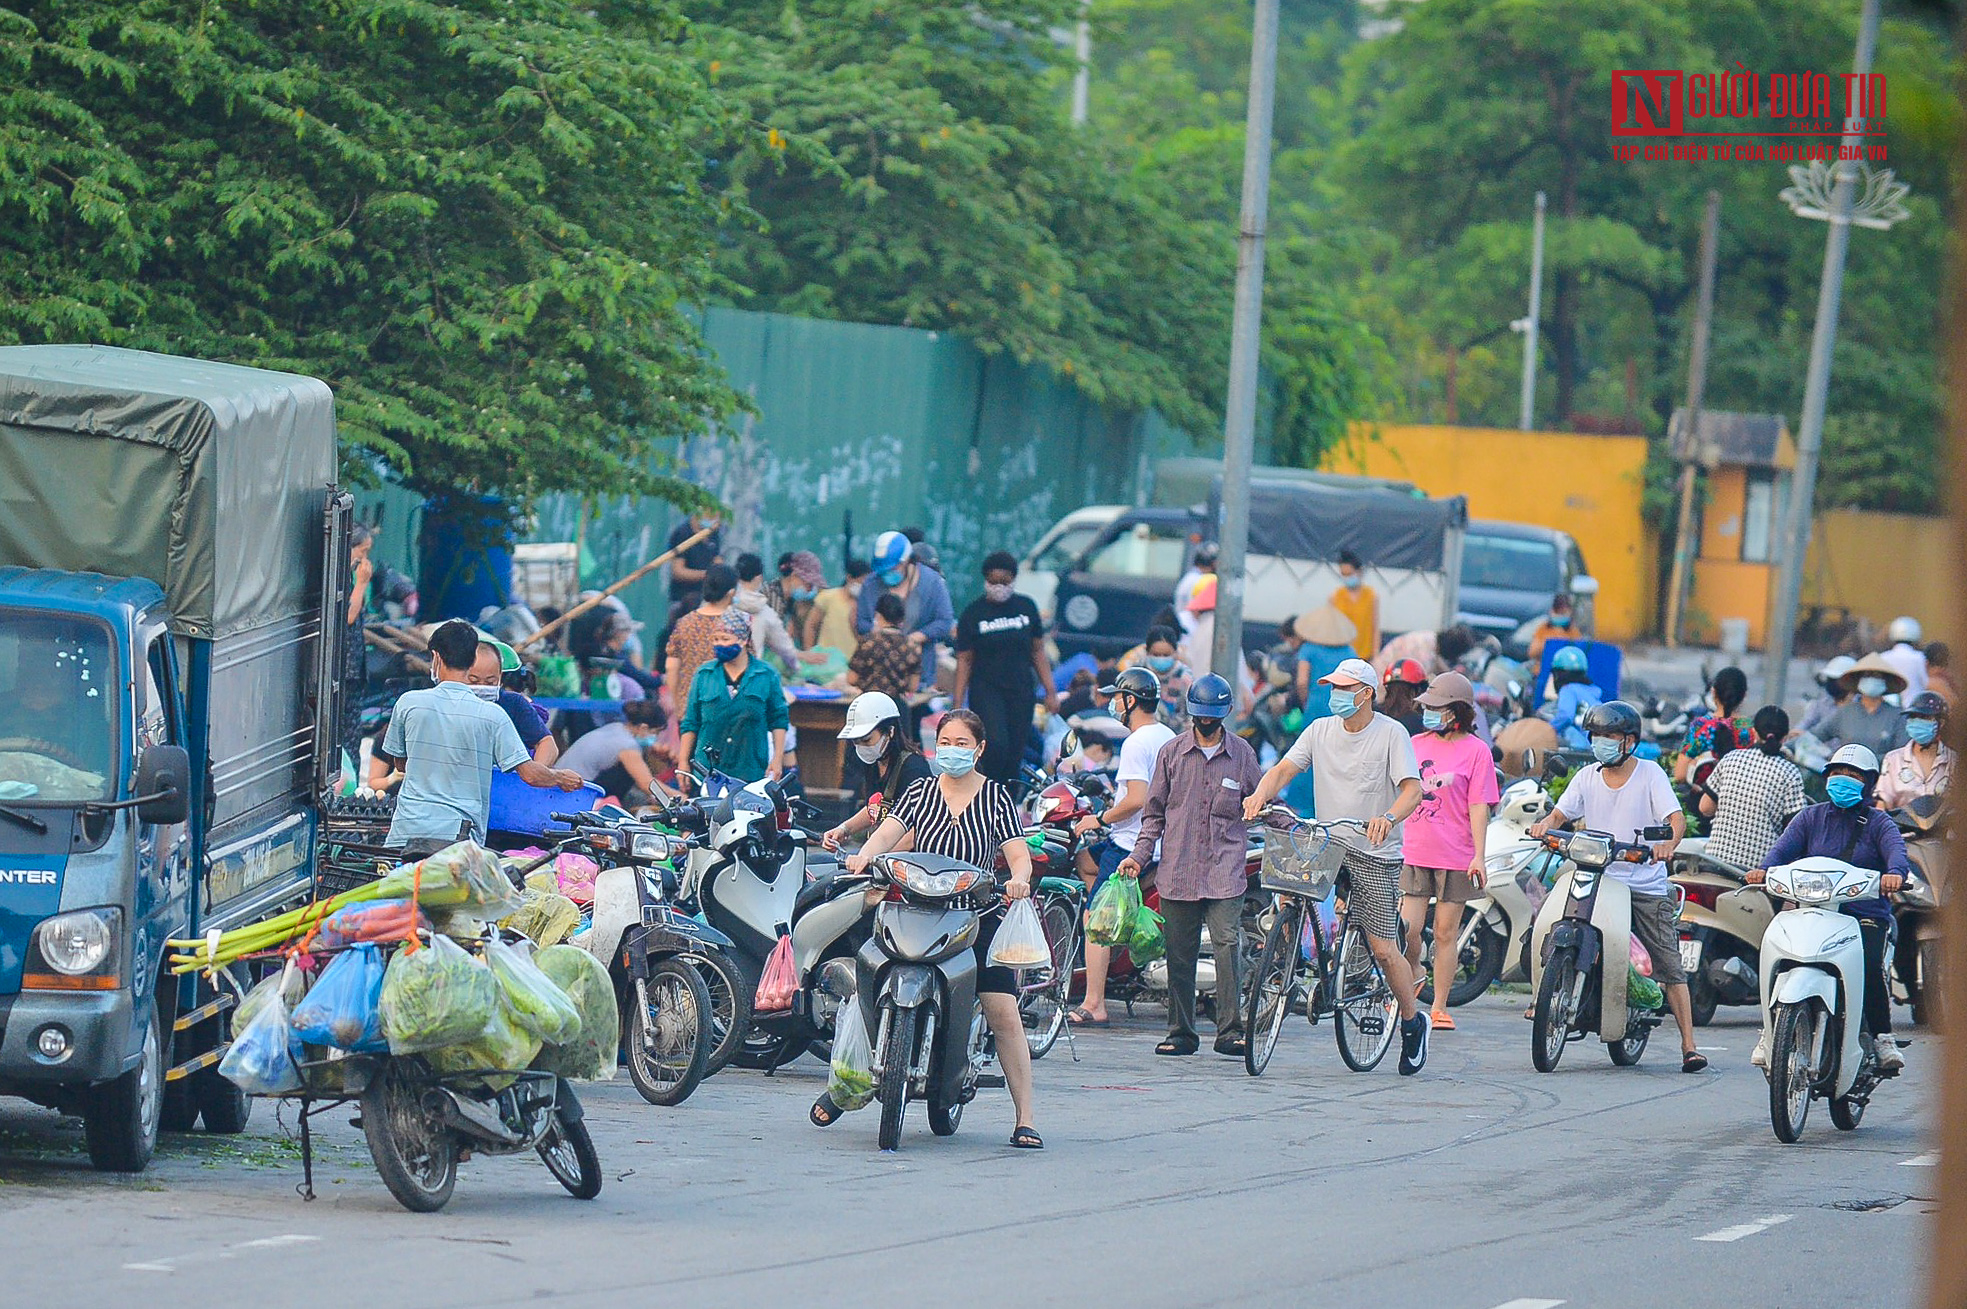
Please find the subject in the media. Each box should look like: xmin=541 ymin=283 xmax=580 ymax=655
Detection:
xmin=788 ymin=695 xmax=852 ymax=794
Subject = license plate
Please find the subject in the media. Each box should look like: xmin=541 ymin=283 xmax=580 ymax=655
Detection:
xmin=1678 ymin=939 xmax=1703 ymax=974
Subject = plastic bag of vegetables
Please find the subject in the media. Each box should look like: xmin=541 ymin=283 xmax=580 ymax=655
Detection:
xmin=426 ymin=991 xmax=542 ymax=1092
xmin=1126 ymin=905 xmax=1166 ymax=966
xmin=825 ymin=1000 xmax=875 ymax=1111
xmin=532 ymin=944 xmax=618 ymax=1080
xmin=503 ymin=886 xmax=583 ymax=949
xmin=231 ymin=965 xmax=307 ymax=1039
xmin=289 ymin=943 xmax=389 ymax=1052
xmin=1086 ymin=876 xmax=1141 ymax=948
xmin=377 ymin=934 xmax=498 ymax=1054
xmin=1627 ymin=967 xmax=1665 ymax=1012
xmin=311 ymin=898 xmax=427 ymax=951
xmin=219 ymin=964 xmax=305 ymax=1096
xmin=484 ymin=936 xmax=581 ymax=1044
xmin=368 ymin=841 xmax=522 ymax=920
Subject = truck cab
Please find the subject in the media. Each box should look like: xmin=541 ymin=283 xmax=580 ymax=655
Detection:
xmin=0 ymin=346 xmax=345 ymax=1171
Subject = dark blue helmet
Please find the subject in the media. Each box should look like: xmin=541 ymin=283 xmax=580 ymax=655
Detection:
xmin=1187 ymin=672 xmax=1234 ymax=720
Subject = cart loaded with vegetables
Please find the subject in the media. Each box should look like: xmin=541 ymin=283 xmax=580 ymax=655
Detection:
xmin=168 ymin=841 xmax=617 ymax=1212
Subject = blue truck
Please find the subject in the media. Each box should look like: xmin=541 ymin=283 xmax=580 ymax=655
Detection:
xmin=0 ymin=346 xmax=349 ymax=1170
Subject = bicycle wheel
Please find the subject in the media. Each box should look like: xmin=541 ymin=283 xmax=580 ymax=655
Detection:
xmin=1023 ymin=893 xmax=1080 ymax=1060
xmin=1244 ymin=898 xmax=1305 ymax=1077
xmin=1332 ymin=922 xmax=1397 ymax=1072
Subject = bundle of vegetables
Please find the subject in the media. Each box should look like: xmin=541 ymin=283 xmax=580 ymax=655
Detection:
xmin=169 ymin=842 xmax=520 ymax=973
xmin=377 ymin=934 xmax=498 ymax=1054
xmin=531 ymin=944 xmax=617 ymax=1080
xmin=504 ymin=881 xmax=583 ymax=948
xmin=1627 ymin=967 xmax=1665 ymax=1011
xmin=310 ymin=898 xmax=428 ymax=951
xmin=484 ymin=937 xmax=581 ymax=1044
xmin=1086 ymin=876 xmax=1142 ymax=948
xmin=1126 ymin=905 xmax=1166 ymax=966
xmin=426 ymin=987 xmax=542 ymax=1092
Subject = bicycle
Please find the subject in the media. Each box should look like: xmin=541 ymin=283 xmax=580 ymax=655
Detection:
xmin=1241 ymin=810 xmax=1402 ymax=1076
xmin=1019 ymin=875 xmax=1085 ymax=1059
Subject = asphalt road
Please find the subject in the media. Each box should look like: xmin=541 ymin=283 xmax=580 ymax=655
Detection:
xmin=0 ymin=993 xmax=1939 ymax=1309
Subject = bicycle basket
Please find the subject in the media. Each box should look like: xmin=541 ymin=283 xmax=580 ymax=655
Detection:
xmin=1260 ymin=826 xmax=1346 ymax=898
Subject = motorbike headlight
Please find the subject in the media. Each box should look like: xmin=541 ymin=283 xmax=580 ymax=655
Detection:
xmin=888 ymin=860 xmax=984 ymax=898
xmin=28 ymin=908 xmax=121 ymax=986
xmin=1789 ymin=870 xmax=1837 ymax=904
xmin=631 ymin=831 xmax=677 ymax=862
xmin=1565 ymin=834 xmax=1612 ymax=867
xmin=1034 ymin=795 xmax=1060 ymax=821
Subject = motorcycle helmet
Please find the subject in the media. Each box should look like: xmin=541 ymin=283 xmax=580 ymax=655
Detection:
xmin=1383 ymin=658 xmax=1429 ymax=687
xmin=838 ymin=691 xmax=902 ymax=741
xmin=871 ymin=531 xmax=913 ymax=576
xmin=1581 ymin=700 xmax=1642 ymax=764
xmin=1099 ymin=665 xmax=1162 ymax=718
xmin=1906 ymin=690 xmax=1948 ymax=721
xmin=1889 ymin=615 xmax=1923 ymax=645
xmin=1192 ymin=540 xmax=1221 ymax=568
xmin=1817 ymin=654 xmax=1857 ymax=690
xmin=1551 ymin=645 xmax=1589 ymax=673
xmin=1827 ymin=743 xmax=1882 ymax=791
xmin=1186 ymin=672 xmax=1235 ymax=720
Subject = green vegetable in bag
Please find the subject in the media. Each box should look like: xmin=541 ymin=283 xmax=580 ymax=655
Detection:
xmin=1087 ymin=876 xmax=1141 ymax=948
xmin=485 ymin=937 xmax=581 ymax=1044
xmin=369 ymin=842 xmax=523 ymax=920
xmin=232 ymin=966 xmax=307 ymax=1039
xmin=426 ymin=992 xmax=542 ymax=1092
xmin=1627 ymin=967 xmax=1664 ymax=1011
xmin=536 ymin=652 xmax=579 ymax=698
xmin=532 ymin=944 xmax=618 ymax=1080
xmin=826 ymin=1001 xmax=875 ymax=1111
xmin=1127 ymin=905 xmax=1165 ymax=965
xmin=378 ymin=934 xmax=498 ymax=1054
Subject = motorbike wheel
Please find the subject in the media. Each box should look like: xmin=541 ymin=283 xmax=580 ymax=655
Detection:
xmin=537 ymin=1109 xmax=603 ymax=1199
xmin=1829 ymin=1092 xmax=1866 ymax=1131
xmin=1441 ymin=918 xmax=1507 ymax=1009
xmin=1531 ymin=949 xmax=1578 ymax=1074
xmin=1022 ymin=894 xmax=1080 ymax=1060
xmin=1332 ymin=923 xmax=1397 ymax=1073
xmin=1768 ymin=1002 xmax=1818 ymax=1144
xmin=1913 ymin=939 xmax=1944 ymax=1031
xmin=1690 ymin=973 xmax=1718 ymax=1028
xmin=876 ymin=1005 xmax=917 ymax=1152
xmin=692 ymin=949 xmax=755 ymax=1076
xmin=1609 ymin=1021 xmax=1649 ymax=1066
xmin=1244 ymin=899 xmax=1305 ymax=1078
xmin=361 ymin=1061 xmax=457 ymax=1213
xmin=626 ymin=959 xmax=713 ymax=1107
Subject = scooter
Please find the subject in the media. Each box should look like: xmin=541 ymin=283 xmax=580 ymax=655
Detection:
xmin=1759 ymin=856 xmax=1894 ymax=1142
xmin=1528 ymin=826 xmax=1673 ymax=1072
xmin=858 ymin=851 xmax=999 ymax=1151
xmin=1669 ymin=841 xmax=1775 ymax=1026
xmin=1438 ymin=772 xmax=1552 ymax=1006
xmin=1891 ymin=797 xmax=1947 ymax=1028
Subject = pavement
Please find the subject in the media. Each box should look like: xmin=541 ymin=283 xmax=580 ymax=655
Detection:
xmin=0 ymin=993 xmax=1939 ymax=1309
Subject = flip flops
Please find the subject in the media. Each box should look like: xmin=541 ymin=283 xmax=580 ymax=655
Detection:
xmin=1068 ymin=1007 xmax=1111 ymax=1028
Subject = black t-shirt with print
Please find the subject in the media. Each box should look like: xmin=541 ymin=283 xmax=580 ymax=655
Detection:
xmin=956 ymin=595 xmax=1042 ymax=693
xmin=667 ymin=520 xmax=723 ymax=604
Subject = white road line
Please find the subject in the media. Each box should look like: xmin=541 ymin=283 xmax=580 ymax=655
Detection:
xmin=1695 ymin=1214 xmax=1794 ymax=1243
xmin=1488 ymin=1299 xmax=1566 ymax=1309
xmin=124 ymin=1234 xmax=319 ymax=1272
xmin=1899 ymin=1152 xmax=1940 ymax=1167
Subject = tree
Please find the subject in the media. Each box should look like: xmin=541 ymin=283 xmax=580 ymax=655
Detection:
xmin=0 ymin=0 xmax=742 ymax=504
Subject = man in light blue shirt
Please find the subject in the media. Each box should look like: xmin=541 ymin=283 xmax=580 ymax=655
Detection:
xmin=380 ymin=621 xmax=582 ymax=853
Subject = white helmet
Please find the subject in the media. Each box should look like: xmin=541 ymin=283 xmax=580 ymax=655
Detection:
xmin=838 ymin=691 xmax=902 ymax=741
xmin=1819 ymin=655 xmax=1856 ymax=685
xmin=1889 ymin=616 xmax=1922 ymax=644
xmin=1827 ymin=743 xmax=1881 ymax=782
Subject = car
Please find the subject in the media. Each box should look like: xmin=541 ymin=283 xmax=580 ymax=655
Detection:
xmin=1456 ymin=520 xmax=1597 ymax=656
xmin=1015 ymin=504 xmax=1127 ymax=622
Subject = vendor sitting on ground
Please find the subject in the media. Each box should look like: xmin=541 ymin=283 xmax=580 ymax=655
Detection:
xmin=558 ymin=698 xmax=670 ymax=808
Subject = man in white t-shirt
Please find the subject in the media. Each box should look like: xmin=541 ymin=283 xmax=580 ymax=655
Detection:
xmin=1245 ymin=657 xmax=1431 ymax=1074
xmin=1067 ymin=667 xmax=1175 ymax=1027
xmin=1528 ymin=699 xmax=1703 ymax=1072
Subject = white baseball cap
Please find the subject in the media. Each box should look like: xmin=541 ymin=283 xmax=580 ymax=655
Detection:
xmin=1317 ymin=657 xmax=1378 ymax=689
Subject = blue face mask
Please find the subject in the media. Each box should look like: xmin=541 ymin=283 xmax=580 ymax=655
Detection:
xmin=935 ymin=745 xmax=978 ymax=777
xmin=877 ymin=567 xmax=905 ymax=588
xmin=1857 ymin=677 xmax=1888 ymax=699
xmin=1421 ymin=709 xmax=1449 ymax=733
xmin=1328 ymin=687 xmax=1363 ymax=718
xmin=1590 ymin=736 xmax=1626 ymax=765
xmin=1826 ymin=775 xmax=1867 ymax=808
xmin=1147 ymin=655 xmax=1176 ymax=673
xmin=792 ymin=586 xmax=818 ymax=602
xmin=1907 ymin=717 xmax=1940 ymax=744
xmin=713 ymin=643 xmax=744 ymax=664
xmin=1551 ymin=614 xmax=1572 ymax=629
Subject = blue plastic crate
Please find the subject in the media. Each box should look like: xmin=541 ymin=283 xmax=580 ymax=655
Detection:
xmin=489 ymin=770 xmax=603 ymax=836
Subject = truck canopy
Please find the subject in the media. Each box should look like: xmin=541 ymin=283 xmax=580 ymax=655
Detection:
xmin=1235 ymin=477 xmax=1467 ymax=572
xmin=0 ymin=346 xmax=336 ymax=640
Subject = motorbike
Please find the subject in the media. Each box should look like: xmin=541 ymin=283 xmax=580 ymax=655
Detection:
xmin=1432 ymin=771 xmax=1553 ymax=1007
xmin=1669 ymin=840 xmax=1774 ymax=1026
xmin=1890 ymin=796 xmax=1947 ymax=1028
xmin=665 ymin=767 xmax=872 ymax=1070
xmin=858 ymin=851 xmax=1000 ymax=1151
xmin=544 ymin=811 xmax=723 ymax=1104
xmin=1759 ymin=856 xmax=1895 ymax=1142
xmin=1528 ymin=826 xmax=1674 ymax=1072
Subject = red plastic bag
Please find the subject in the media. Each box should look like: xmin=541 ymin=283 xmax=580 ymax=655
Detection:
xmin=755 ymin=934 xmax=797 ymax=1012
xmin=1629 ymin=934 xmax=1654 ymax=977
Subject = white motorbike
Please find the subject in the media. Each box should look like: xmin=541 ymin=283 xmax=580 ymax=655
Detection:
xmin=1439 ymin=772 xmax=1554 ymax=1005
xmin=1759 ymin=857 xmax=1895 ymax=1143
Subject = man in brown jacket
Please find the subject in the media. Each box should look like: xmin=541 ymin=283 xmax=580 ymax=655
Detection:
xmin=1119 ymin=673 xmax=1262 ymax=1057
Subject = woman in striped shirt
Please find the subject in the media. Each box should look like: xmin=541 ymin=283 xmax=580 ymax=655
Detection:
xmin=833 ymin=709 xmax=1042 ymax=1149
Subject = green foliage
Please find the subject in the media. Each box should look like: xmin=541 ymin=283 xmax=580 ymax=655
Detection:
xmin=0 ymin=0 xmax=742 ymax=503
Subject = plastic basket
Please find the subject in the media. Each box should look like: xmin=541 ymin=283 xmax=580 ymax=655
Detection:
xmin=489 ymin=771 xmax=604 ymax=837
xmin=1260 ymin=826 xmax=1347 ymax=898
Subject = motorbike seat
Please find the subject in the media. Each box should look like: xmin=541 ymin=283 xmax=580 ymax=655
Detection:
xmin=795 ymin=868 xmax=841 ymax=918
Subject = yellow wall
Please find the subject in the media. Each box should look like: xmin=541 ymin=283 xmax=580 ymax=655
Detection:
xmin=1324 ymin=424 xmax=1657 ymax=641
xmin=1687 ymin=558 xmax=1774 ymax=648
xmin=1803 ymin=509 xmax=1953 ymax=644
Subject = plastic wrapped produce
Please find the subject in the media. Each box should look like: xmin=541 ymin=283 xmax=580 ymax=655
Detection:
xmin=219 ymin=967 xmax=305 ymax=1096
xmin=1627 ymin=968 xmax=1665 ymax=1012
xmin=426 ymin=991 xmax=542 ymax=1092
xmin=289 ymin=943 xmax=389 ymax=1052
xmin=377 ymin=934 xmax=498 ymax=1054
xmin=231 ymin=965 xmax=307 ymax=1039
xmin=310 ymin=898 xmax=427 ymax=950
xmin=369 ymin=841 xmax=522 ymax=920
xmin=825 ymin=1001 xmax=874 ymax=1111
xmin=532 ymin=944 xmax=618 ymax=1080
xmin=1126 ymin=905 xmax=1165 ymax=966
xmin=987 ymin=898 xmax=1051 ymax=969
xmin=484 ymin=936 xmax=581 ymax=1044
xmin=503 ymin=886 xmax=583 ymax=949
xmin=1086 ymin=876 xmax=1141 ymax=948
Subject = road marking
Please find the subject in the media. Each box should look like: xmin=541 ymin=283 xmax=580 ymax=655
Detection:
xmin=1488 ymin=1299 xmax=1566 ymax=1309
xmin=125 ymin=1234 xmax=319 ymax=1272
xmin=1695 ymin=1214 xmax=1793 ymax=1242
xmin=1899 ymin=1152 xmax=1940 ymax=1167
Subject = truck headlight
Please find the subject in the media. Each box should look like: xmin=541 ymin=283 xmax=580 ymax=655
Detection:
xmin=27 ymin=908 xmax=122 ymax=987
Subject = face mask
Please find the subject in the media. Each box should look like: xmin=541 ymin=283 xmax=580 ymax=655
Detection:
xmin=792 ymin=586 xmax=818 ymax=602
xmin=847 ymin=581 xmax=864 ymax=599
xmin=1147 ymin=655 xmax=1176 ymax=674
xmin=983 ymin=582 xmax=1015 ymax=605
xmin=1590 ymin=736 xmax=1627 ymax=765
xmin=877 ymin=567 xmax=905 ymax=588
xmin=713 ymin=643 xmax=744 ymax=664
xmin=1551 ymin=614 xmax=1571 ymax=629
xmin=1907 ymin=717 xmax=1940 ymax=744
xmin=935 ymin=745 xmax=977 ymax=777
xmin=1328 ymin=687 xmax=1363 ymax=718
xmin=1192 ymin=717 xmax=1224 ymax=742
xmin=1421 ymin=709 xmax=1448 ymax=733
xmin=1858 ymin=677 xmax=1888 ymax=699
xmin=1342 ymin=573 xmax=1363 ymax=591
xmin=1826 ymin=775 xmax=1866 ymax=808
xmin=854 ymin=736 xmax=887 ymax=764
xmin=468 ymin=684 xmax=501 ymax=701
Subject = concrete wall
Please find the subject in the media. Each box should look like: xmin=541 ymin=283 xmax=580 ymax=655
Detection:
xmin=1320 ymin=424 xmax=1657 ymax=642
xmin=1803 ymin=508 xmax=1952 ymax=644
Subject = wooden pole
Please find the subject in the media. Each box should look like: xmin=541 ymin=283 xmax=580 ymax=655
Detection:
xmin=518 ymin=525 xmax=713 ymax=650
xmin=1663 ymin=190 xmax=1722 ymax=648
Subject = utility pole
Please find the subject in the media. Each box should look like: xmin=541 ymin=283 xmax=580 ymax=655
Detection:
xmin=1763 ymin=0 xmax=1882 ymax=706
xmin=1070 ymin=2 xmax=1092 ymax=127
xmin=1513 ymin=191 xmax=1546 ymax=431
xmin=1663 ymin=190 xmax=1723 ymax=648
xmin=1210 ymin=0 xmax=1281 ymax=686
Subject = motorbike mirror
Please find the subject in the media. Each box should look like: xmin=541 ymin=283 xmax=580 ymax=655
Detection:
xmin=1059 ymin=728 xmax=1082 ymax=760
xmin=1640 ymin=824 xmax=1672 ymax=842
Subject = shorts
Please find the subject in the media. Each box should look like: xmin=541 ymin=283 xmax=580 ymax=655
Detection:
xmin=1343 ymin=853 xmax=1404 ymax=943
xmin=1401 ymin=864 xmax=1479 ymax=905
xmin=1629 ymin=891 xmax=1687 ymax=985
xmin=1087 ymin=837 xmax=1131 ymax=903
xmin=971 ymin=906 xmax=1018 ymax=996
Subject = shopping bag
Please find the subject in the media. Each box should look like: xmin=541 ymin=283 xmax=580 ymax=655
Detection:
xmin=378 ymin=933 xmax=499 ymax=1054
xmin=755 ymin=934 xmax=797 ymax=1012
xmin=1627 ymin=967 xmax=1665 ymax=1011
xmin=987 ymin=897 xmax=1052 ymax=969
xmin=484 ymin=936 xmax=582 ymax=1044
xmin=1086 ymin=876 xmax=1142 ymax=948
xmin=219 ymin=964 xmax=305 ymax=1095
xmin=826 ymin=1002 xmax=875 ymax=1111
xmin=1628 ymin=934 xmax=1655 ymax=978
xmin=1127 ymin=905 xmax=1165 ymax=965
xmin=289 ymin=943 xmax=389 ymax=1053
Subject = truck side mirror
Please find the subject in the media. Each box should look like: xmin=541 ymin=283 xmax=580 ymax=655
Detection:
xmin=135 ymin=745 xmax=190 ymax=826
xmin=1568 ymin=574 xmax=1600 ymax=596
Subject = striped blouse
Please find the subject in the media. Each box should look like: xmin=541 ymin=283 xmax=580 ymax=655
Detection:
xmin=890 ymin=775 xmax=1026 ymax=870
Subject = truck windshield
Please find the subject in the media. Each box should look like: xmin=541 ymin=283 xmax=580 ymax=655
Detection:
xmin=1084 ymin=522 xmax=1190 ymax=582
xmin=0 ymin=613 xmax=118 ymax=802
xmin=1461 ymin=535 xmax=1560 ymax=592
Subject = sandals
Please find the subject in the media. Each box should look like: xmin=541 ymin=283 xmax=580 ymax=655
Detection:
xmin=1429 ymin=1009 xmax=1455 ymax=1031
xmin=1213 ymin=1033 xmax=1248 ymax=1056
xmin=1068 ymin=1006 xmax=1111 ymax=1028
xmin=1010 ymin=1125 xmax=1044 ymax=1150
xmin=810 ymin=1093 xmax=843 ymax=1127
xmin=1155 ymin=1036 xmax=1200 ymax=1056
xmin=1682 ymin=1051 xmax=1709 ymax=1073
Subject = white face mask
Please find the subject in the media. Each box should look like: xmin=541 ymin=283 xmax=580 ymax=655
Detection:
xmin=854 ymin=734 xmax=887 ymax=764
xmin=468 ymin=684 xmax=501 ymax=701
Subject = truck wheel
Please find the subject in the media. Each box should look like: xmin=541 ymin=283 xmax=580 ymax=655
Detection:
xmin=160 ymin=1079 xmax=199 ymax=1133
xmin=193 ymin=1066 xmax=253 ymax=1134
xmin=85 ymin=1006 xmax=164 ymax=1172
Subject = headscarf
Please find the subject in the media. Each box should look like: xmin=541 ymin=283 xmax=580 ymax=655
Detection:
xmin=788 ymin=550 xmax=825 ymax=591
xmin=717 ymin=608 xmax=753 ymax=644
